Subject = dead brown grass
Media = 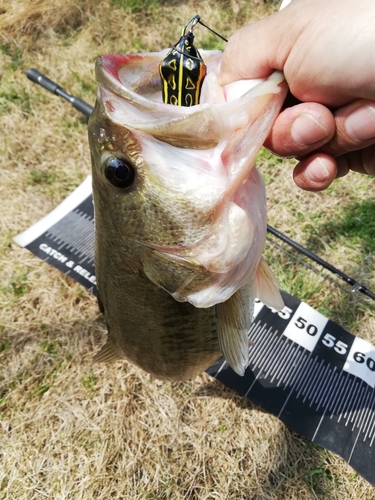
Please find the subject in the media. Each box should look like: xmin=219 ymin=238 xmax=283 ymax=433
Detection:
xmin=0 ymin=0 xmax=98 ymax=37
xmin=1 ymin=0 xmax=375 ymax=498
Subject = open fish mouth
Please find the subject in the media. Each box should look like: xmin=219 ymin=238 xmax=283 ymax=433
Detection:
xmin=95 ymin=52 xmax=286 ymax=152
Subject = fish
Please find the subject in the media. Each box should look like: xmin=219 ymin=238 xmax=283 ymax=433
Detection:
xmin=88 ymin=49 xmax=288 ymax=381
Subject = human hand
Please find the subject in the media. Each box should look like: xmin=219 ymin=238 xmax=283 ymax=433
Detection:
xmin=219 ymin=0 xmax=375 ymax=190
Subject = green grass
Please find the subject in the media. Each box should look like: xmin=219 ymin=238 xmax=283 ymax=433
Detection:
xmin=303 ymin=444 xmax=336 ymax=497
xmin=1 ymin=271 xmax=29 ymax=299
xmin=199 ymin=34 xmax=226 ymax=51
xmin=39 ymin=339 xmax=58 ymax=355
xmin=110 ymin=0 xmax=161 ymax=13
xmin=0 ymin=339 xmax=9 ymax=353
xmin=29 ymin=170 xmax=58 ymax=185
xmin=82 ymin=371 xmax=97 ymax=393
xmin=0 ymin=86 xmax=31 ymax=115
xmin=317 ymin=199 xmax=375 ymax=254
xmin=71 ymin=70 xmax=97 ymax=95
xmin=0 ymin=43 xmax=24 ymax=70
xmin=36 ymin=383 xmax=51 ymax=396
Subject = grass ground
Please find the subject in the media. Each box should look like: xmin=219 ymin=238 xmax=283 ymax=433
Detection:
xmin=1 ymin=0 xmax=375 ymax=498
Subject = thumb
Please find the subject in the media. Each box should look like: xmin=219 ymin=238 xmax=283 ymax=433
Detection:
xmin=218 ymin=10 xmax=294 ymax=85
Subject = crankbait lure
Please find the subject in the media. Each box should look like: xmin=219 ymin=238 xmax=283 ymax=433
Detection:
xmin=159 ymin=15 xmax=226 ymax=107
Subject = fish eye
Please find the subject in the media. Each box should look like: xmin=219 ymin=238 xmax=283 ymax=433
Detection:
xmin=105 ymin=157 xmax=135 ymax=189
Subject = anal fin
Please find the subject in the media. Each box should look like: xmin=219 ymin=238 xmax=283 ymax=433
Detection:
xmin=216 ymin=284 xmax=254 ymax=376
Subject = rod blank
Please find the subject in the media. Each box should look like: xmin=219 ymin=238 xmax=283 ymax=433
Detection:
xmin=27 ymin=68 xmax=94 ymax=117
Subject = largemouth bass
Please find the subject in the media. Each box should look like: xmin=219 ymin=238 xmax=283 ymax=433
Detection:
xmin=88 ymin=50 xmax=287 ymax=380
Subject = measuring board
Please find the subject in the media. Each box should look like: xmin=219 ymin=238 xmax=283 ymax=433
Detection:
xmin=14 ymin=176 xmax=96 ymax=294
xmin=14 ymin=177 xmax=375 ymax=486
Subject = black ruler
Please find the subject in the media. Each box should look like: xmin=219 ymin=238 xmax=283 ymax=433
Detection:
xmin=208 ymin=293 xmax=375 ymax=485
xmin=14 ymin=177 xmax=375 ymax=486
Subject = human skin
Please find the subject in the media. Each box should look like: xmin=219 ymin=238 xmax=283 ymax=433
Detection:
xmin=219 ymin=0 xmax=375 ymax=191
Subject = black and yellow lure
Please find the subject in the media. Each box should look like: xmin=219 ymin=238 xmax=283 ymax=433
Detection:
xmin=159 ymin=15 xmax=227 ymax=107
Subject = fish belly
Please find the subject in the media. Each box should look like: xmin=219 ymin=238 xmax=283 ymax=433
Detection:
xmin=97 ymin=260 xmax=221 ymax=381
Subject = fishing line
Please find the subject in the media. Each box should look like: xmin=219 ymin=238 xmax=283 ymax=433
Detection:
xmin=182 ymin=15 xmax=229 ymax=43
xmin=163 ymin=17 xmax=228 ymax=61
xmin=196 ymin=18 xmax=228 ymax=43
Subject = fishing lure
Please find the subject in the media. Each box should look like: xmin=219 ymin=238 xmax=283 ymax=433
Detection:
xmin=159 ymin=15 xmax=226 ymax=107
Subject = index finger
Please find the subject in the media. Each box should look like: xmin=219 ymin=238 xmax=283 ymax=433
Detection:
xmin=218 ymin=20 xmax=280 ymax=86
xmin=218 ymin=5 xmax=297 ymax=86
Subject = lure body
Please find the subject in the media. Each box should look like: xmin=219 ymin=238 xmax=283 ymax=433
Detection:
xmin=159 ymin=31 xmax=206 ymax=106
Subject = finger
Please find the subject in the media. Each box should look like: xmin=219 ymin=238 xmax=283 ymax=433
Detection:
xmin=218 ymin=12 xmax=293 ymax=85
xmin=293 ymin=153 xmax=338 ymax=191
xmin=336 ymin=144 xmax=375 ymax=176
xmin=322 ymin=100 xmax=375 ymax=157
xmin=264 ymin=102 xmax=335 ymax=157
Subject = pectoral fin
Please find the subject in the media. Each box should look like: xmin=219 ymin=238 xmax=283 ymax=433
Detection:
xmin=143 ymin=251 xmax=199 ymax=298
xmin=255 ymin=258 xmax=284 ymax=310
xmin=216 ymin=284 xmax=255 ymax=376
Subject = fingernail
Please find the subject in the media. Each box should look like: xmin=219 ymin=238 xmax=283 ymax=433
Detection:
xmin=291 ymin=113 xmax=329 ymax=145
xmin=304 ymin=157 xmax=331 ymax=183
xmin=345 ymin=104 xmax=375 ymax=141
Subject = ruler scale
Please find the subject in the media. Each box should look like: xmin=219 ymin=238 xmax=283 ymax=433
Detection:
xmin=207 ymin=296 xmax=375 ymax=485
xmin=14 ymin=177 xmax=96 ymax=294
xmin=14 ymin=177 xmax=375 ymax=486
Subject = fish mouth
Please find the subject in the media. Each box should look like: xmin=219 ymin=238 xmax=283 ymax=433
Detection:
xmin=95 ymin=51 xmax=287 ymax=150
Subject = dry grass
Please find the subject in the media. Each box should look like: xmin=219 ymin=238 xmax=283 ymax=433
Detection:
xmin=1 ymin=0 xmax=375 ymax=498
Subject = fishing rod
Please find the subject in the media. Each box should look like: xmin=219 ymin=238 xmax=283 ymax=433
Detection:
xmin=267 ymin=226 xmax=375 ymax=301
xmin=26 ymin=68 xmax=375 ymax=302
xmin=26 ymin=68 xmax=94 ymax=117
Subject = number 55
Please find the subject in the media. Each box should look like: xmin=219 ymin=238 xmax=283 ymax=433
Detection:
xmin=321 ymin=333 xmax=348 ymax=355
